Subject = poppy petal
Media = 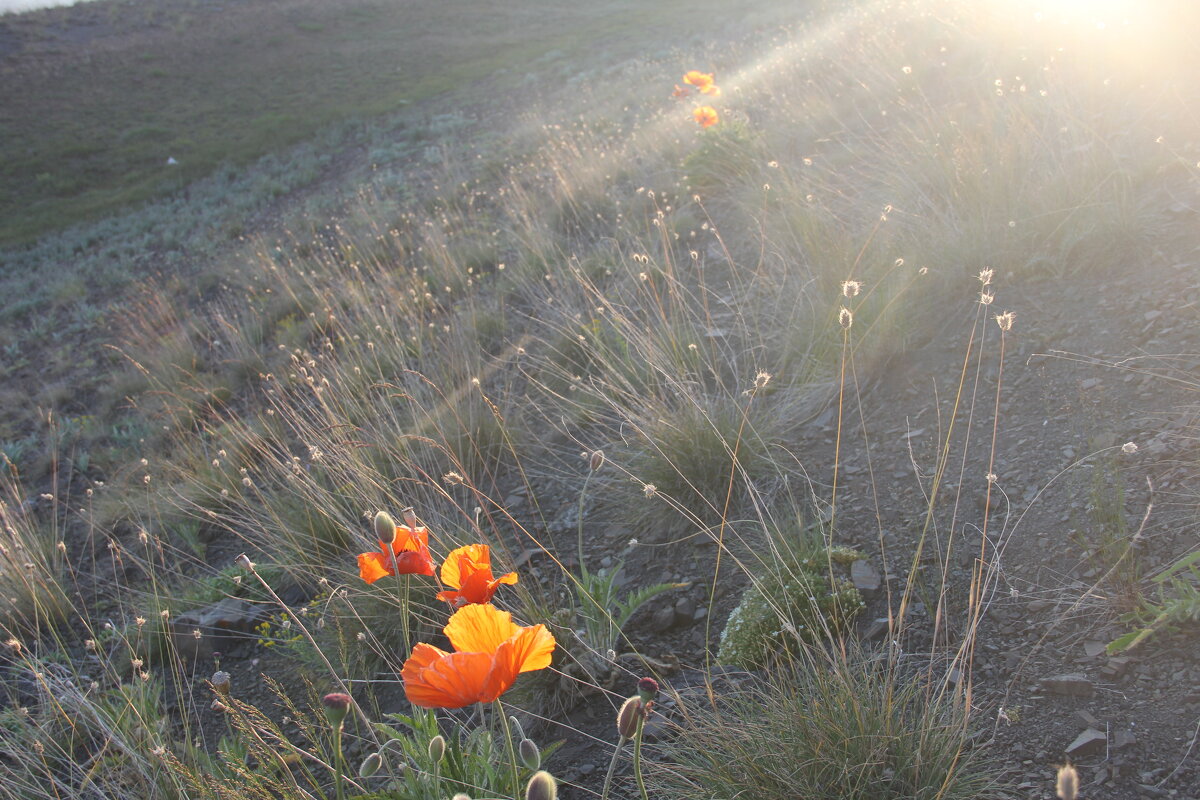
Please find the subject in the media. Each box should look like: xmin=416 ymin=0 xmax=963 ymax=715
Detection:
xmin=444 ymin=603 xmax=518 ymax=654
xmin=402 ymin=645 xmax=496 ymax=709
xmin=440 ymin=543 xmax=488 ymax=590
xmin=497 ymin=623 xmax=556 ymax=676
xmin=357 ymin=551 xmax=392 ymax=584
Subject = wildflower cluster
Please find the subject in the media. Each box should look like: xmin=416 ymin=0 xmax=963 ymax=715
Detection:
xmin=673 ymin=69 xmax=722 ymax=128
xmin=354 ymin=509 xmax=555 ymax=709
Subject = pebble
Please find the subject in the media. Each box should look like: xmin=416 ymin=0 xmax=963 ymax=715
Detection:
xmin=1065 ymin=728 xmax=1107 ymax=757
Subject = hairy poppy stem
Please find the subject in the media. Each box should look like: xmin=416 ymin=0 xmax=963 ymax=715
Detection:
xmin=495 ymin=700 xmax=520 ymax=798
xmin=632 ymin=714 xmax=649 ymax=800
xmin=599 ymin=736 xmax=626 ymax=800
xmin=577 ymin=468 xmax=594 ymax=578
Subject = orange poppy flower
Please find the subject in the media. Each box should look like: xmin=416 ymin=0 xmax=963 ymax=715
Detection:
xmin=402 ymin=603 xmax=555 ymax=708
xmin=693 ymin=106 xmax=719 ymax=128
xmin=436 ymin=544 xmax=518 ymax=607
xmin=699 ymin=83 xmax=721 ymax=97
xmin=683 ymin=70 xmax=715 ymax=90
xmin=357 ymin=524 xmax=435 ymax=583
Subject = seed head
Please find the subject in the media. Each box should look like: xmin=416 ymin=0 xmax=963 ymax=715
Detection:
xmin=995 ymin=311 xmax=1015 ymax=332
xmin=643 ymin=483 xmax=657 ymax=498
xmin=637 ymin=676 xmax=660 ymax=704
xmin=978 ymin=268 xmax=994 ymax=286
xmin=211 ymin=671 xmax=231 ymax=697
xmin=839 ymin=307 xmax=853 ymax=329
xmin=589 ymin=450 xmax=605 ymax=472
xmin=1121 ymin=442 xmax=1138 ymax=454
xmin=841 ymin=280 xmax=863 ymax=298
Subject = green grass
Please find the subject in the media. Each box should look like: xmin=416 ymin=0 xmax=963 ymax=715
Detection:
xmin=0 ymin=0 xmax=793 ymax=247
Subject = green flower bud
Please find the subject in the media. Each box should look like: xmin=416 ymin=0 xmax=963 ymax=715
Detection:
xmin=373 ymin=511 xmax=396 ymax=543
xmin=428 ymin=734 xmax=446 ymax=763
xmin=519 ymin=738 xmax=541 ymax=771
xmin=359 ymin=752 xmax=383 ymax=778
xmin=321 ymin=692 xmax=352 ymax=728
xmin=617 ymin=695 xmax=643 ymax=740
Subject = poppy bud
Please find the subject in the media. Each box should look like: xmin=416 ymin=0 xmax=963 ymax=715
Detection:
xmin=636 ymin=677 xmax=659 ymax=705
xmin=617 ymin=695 xmax=643 ymax=740
xmin=519 ymin=738 xmax=541 ymax=771
xmin=210 ymin=670 xmax=231 ymax=697
xmin=428 ymin=734 xmax=445 ymax=762
xmin=373 ymin=511 xmax=396 ymax=543
xmin=359 ymin=752 xmax=383 ymax=778
xmin=1056 ymin=763 xmax=1078 ymax=800
xmin=322 ymin=692 xmax=352 ymax=728
xmin=525 ymin=770 xmax=557 ymax=800
xmin=589 ymin=450 xmax=605 ymax=472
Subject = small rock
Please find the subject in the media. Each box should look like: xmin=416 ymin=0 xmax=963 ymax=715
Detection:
xmin=851 ymin=560 xmax=881 ymax=595
xmin=1101 ymin=657 xmax=1133 ymax=680
xmin=1041 ymin=674 xmax=1095 ymax=697
xmin=1112 ymin=730 xmax=1137 ymax=750
xmin=1065 ymin=728 xmax=1107 ymax=758
xmin=863 ymin=617 xmax=890 ymax=641
xmin=674 ymin=597 xmax=696 ymax=625
xmin=650 ymin=606 xmax=676 ymax=632
xmin=578 ymin=763 xmax=596 ymax=776
xmin=1083 ymin=641 xmax=1107 ymax=658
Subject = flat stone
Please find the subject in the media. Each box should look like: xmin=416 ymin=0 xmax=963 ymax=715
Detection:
xmin=1065 ymin=728 xmax=1107 ymax=758
xmin=851 ymin=560 xmax=881 ymax=595
xmin=650 ymin=606 xmax=676 ymax=632
xmin=1041 ymin=674 xmax=1095 ymax=697
xmin=1112 ymin=730 xmax=1137 ymax=750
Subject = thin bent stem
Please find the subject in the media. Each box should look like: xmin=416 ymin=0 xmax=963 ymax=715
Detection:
xmin=495 ymin=699 xmax=520 ymax=798
xmin=599 ymin=736 xmax=627 ymax=800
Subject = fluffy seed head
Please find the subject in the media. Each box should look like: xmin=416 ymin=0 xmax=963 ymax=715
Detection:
xmin=995 ymin=311 xmax=1015 ymax=331
xmin=841 ymin=280 xmax=863 ymax=298
xmin=839 ymin=307 xmax=853 ymax=329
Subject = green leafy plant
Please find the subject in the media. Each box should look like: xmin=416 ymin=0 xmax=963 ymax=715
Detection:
xmin=718 ymin=526 xmax=865 ymax=668
xmin=1107 ymin=548 xmax=1200 ymax=654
